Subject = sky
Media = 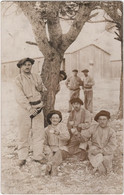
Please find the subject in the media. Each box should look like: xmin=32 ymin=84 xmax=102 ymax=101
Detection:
xmin=1 ymin=2 xmax=121 ymax=63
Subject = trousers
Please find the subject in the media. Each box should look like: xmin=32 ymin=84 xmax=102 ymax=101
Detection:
xmin=88 ymin=153 xmax=113 ymax=172
xmin=49 ymin=148 xmax=87 ymax=168
xmin=84 ymin=90 xmax=93 ymax=113
xmin=17 ymin=107 xmax=45 ymax=160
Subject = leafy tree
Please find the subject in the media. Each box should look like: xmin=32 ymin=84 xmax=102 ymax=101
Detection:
xmin=16 ymin=1 xmax=98 ymax=126
xmin=100 ymin=1 xmax=123 ymax=119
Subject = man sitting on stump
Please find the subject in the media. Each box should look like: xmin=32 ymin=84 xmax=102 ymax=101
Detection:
xmin=44 ymin=110 xmax=70 ymax=176
xmin=81 ymin=110 xmax=116 ymax=175
xmin=67 ymin=97 xmax=91 ymax=161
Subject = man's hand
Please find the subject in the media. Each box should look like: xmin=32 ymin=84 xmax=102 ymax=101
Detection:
xmin=90 ymin=148 xmax=102 ymax=155
xmin=29 ymin=108 xmax=37 ymax=116
xmin=54 ymin=130 xmax=60 ymax=135
xmin=71 ymin=128 xmax=78 ymax=135
xmin=78 ymin=123 xmax=86 ymax=129
xmin=69 ymin=121 xmax=74 ymax=126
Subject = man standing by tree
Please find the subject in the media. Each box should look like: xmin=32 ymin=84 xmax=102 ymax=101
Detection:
xmin=15 ymin=57 xmax=47 ymax=167
xmin=65 ymin=69 xmax=83 ymax=112
xmin=81 ymin=69 xmax=95 ymax=113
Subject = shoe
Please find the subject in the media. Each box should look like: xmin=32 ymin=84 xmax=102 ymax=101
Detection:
xmin=45 ymin=163 xmax=52 ymax=175
xmin=51 ymin=166 xmax=58 ymax=176
xmin=18 ymin=160 xmax=26 ymax=167
xmin=34 ymin=158 xmax=47 ymax=164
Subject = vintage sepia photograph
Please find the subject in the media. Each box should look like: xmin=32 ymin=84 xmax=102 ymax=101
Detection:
xmin=1 ymin=1 xmax=123 ymax=194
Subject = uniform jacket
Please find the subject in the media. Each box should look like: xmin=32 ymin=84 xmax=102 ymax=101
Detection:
xmin=67 ymin=108 xmax=91 ymax=152
xmin=65 ymin=76 xmax=83 ymax=90
xmin=15 ymin=73 xmax=46 ymax=110
xmin=81 ymin=124 xmax=116 ymax=155
xmin=83 ymin=75 xmax=95 ymax=91
xmin=44 ymin=123 xmax=70 ymax=154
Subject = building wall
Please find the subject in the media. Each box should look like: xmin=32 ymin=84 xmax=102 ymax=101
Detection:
xmin=109 ymin=60 xmax=121 ymax=78
xmin=1 ymin=46 xmax=121 ymax=81
xmin=65 ymin=45 xmax=111 ymax=79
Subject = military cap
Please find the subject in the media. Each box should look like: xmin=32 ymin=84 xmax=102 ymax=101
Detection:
xmin=17 ymin=57 xmax=35 ymax=68
xmin=82 ymin=69 xmax=89 ymax=73
xmin=94 ymin=110 xmax=111 ymax=121
xmin=47 ymin=110 xmax=62 ymax=124
xmin=70 ymin=97 xmax=83 ymax=105
xmin=72 ymin=69 xmax=78 ymax=72
xmin=60 ymin=70 xmax=67 ymax=80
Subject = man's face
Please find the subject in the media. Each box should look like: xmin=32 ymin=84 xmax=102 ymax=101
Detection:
xmin=73 ymin=72 xmax=77 ymax=76
xmin=83 ymin=72 xmax=88 ymax=77
xmin=20 ymin=61 xmax=32 ymax=74
xmin=50 ymin=114 xmax=61 ymax=126
xmin=72 ymin=102 xmax=81 ymax=111
xmin=98 ymin=116 xmax=109 ymax=128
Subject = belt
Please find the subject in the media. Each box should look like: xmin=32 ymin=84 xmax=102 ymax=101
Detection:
xmin=29 ymin=100 xmax=41 ymax=105
xmin=84 ymin=86 xmax=92 ymax=89
xmin=70 ymin=88 xmax=80 ymax=91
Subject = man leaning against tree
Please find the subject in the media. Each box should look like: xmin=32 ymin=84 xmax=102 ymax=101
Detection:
xmin=15 ymin=57 xmax=47 ymax=167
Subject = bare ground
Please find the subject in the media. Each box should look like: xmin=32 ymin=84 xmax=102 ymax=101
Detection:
xmin=1 ymin=78 xmax=123 ymax=194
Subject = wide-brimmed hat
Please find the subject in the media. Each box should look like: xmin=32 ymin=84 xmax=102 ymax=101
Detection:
xmin=17 ymin=57 xmax=35 ymax=68
xmin=60 ymin=70 xmax=67 ymax=80
xmin=94 ymin=110 xmax=110 ymax=121
xmin=47 ymin=110 xmax=62 ymax=124
xmin=82 ymin=69 xmax=89 ymax=73
xmin=70 ymin=98 xmax=83 ymax=105
xmin=72 ymin=69 xmax=78 ymax=72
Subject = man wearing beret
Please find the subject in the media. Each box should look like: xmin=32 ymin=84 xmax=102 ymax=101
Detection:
xmin=43 ymin=110 xmax=70 ymax=176
xmin=67 ymin=97 xmax=91 ymax=161
xmin=65 ymin=69 xmax=83 ymax=112
xmin=15 ymin=57 xmax=47 ymax=167
xmin=81 ymin=110 xmax=116 ymax=175
xmin=81 ymin=69 xmax=95 ymax=113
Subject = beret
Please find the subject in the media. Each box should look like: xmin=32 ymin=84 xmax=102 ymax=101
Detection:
xmin=72 ymin=69 xmax=78 ymax=72
xmin=94 ymin=110 xmax=111 ymax=121
xmin=47 ymin=110 xmax=62 ymax=124
xmin=17 ymin=58 xmax=35 ymax=68
xmin=70 ymin=98 xmax=83 ymax=105
xmin=82 ymin=69 xmax=89 ymax=73
xmin=60 ymin=70 xmax=67 ymax=80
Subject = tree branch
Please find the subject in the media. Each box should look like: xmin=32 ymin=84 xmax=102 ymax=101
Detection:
xmin=46 ymin=2 xmax=63 ymax=53
xmin=61 ymin=3 xmax=97 ymax=52
xmin=88 ymin=19 xmax=107 ymax=23
xmin=26 ymin=41 xmax=37 ymax=46
xmin=16 ymin=2 xmax=54 ymax=57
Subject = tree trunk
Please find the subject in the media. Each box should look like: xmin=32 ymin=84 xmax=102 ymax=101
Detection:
xmin=117 ymin=41 xmax=123 ymax=119
xmin=41 ymin=53 xmax=63 ymax=127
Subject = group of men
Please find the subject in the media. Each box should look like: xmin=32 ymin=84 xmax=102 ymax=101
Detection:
xmin=15 ymin=57 xmax=117 ymax=176
xmin=65 ymin=69 xmax=94 ymax=113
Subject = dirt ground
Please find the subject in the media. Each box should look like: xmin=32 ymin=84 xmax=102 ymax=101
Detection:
xmin=1 ymin=78 xmax=123 ymax=194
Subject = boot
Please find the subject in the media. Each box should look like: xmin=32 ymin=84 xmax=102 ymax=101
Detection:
xmin=98 ymin=163 xmax=107 ymax=175
xmin=18 ymin=160 xmax=26 ymax=167
xmin=34 ymin=158 xmax=47 ymax=164
xmin=51 ymin=165 xmax=58 ymax=176
xmin=45 ymin=163 xmax=52 ymax=175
